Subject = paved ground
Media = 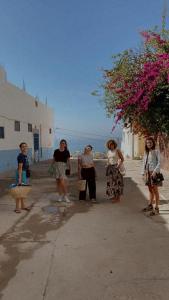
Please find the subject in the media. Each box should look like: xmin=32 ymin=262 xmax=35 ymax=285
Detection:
xmin=0 ymin=159 xmax=169 ymax=300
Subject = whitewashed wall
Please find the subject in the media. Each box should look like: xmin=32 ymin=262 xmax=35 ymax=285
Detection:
xmin=0 ymin=68 xmax=54 ymax=171
xmin=121 ymin=127 xmax=134 ymax=158
xmin=121 ymin=126 xmax=144 ymax=159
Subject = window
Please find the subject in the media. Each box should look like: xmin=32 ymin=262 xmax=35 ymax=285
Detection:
xmin=49 ymin=128 xmax=52 ymax=134
xmin=35 ymin=100 xmax=38 ymax=107
xmin=14 ymin=121 xmax=20 ymax=131
xmin=28 ymin=123 xmax=32 ymax=132
xmin=0 ymin=127 xmax=4 ymax=139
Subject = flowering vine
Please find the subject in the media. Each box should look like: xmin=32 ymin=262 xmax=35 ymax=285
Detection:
xmin=102 ymin=28 xmax=169 ymax=136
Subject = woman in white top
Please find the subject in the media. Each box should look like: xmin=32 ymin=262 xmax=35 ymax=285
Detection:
xmin=78 ymin=145 xmax=96 ymax=203
xmin=141 ymin=137 xmax=161 ymax=215
xmin=106 ymin=139 xmax=124 ymax=202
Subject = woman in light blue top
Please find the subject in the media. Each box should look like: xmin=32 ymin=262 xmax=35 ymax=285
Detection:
xmin=141 ymin=137 xmax=161 ymax=215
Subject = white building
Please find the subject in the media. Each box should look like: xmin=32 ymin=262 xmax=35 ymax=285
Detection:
xmin=0 ymin=67 xmax=54 ymax=172
xmin=121 ymin=125 xmax=144 ymax=159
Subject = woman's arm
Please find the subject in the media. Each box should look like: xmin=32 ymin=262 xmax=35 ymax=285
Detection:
xmin=117 ymin=149 xmax=124 ymax=163
xmin=78 ymin=156 xmax=82 ymax=179
xmin=67 ymin=157 xmax=71 ymax=170
xmin=141 ymin=153 xmax=146 ymax=176
xmin=153 ymin=150 xmax=160 ymax=175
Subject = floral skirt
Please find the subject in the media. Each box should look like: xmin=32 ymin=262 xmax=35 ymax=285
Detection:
xmin=106 ymin=164 xmax=124 ymax=198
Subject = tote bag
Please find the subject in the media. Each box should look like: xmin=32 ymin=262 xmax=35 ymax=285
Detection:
xmin=77 ymin=180 xmax=86 ymax=191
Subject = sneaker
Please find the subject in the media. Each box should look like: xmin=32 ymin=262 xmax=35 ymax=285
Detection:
xmin=64 ymin=195 xmax=71 ymax=203
xmin=57 ymin=196 xmax=63 ymax=202
xmin=91 ymin=199 xmax=97 ymax=203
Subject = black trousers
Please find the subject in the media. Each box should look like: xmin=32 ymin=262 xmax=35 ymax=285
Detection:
xmin=79 ymin=167 xmax=96 ymax=200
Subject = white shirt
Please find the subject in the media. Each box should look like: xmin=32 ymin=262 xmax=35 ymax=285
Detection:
xmin=107 ymin=149 xmax=119 ymax=165
xmin=79 ymin=153 xmax=94 ymax=165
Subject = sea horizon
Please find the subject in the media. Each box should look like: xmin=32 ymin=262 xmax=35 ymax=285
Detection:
xmin=54 ymin=136 xmax=122 ymax=154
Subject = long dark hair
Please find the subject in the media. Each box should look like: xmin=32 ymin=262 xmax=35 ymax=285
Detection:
xmin=145 ymin=137 xmax=156 ymax=153
xmin=60 ymin=139 xmax=68 ymax=150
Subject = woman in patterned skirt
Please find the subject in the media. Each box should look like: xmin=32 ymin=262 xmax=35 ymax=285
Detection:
xmin=106 ymin=139 xmax=124 ymax=202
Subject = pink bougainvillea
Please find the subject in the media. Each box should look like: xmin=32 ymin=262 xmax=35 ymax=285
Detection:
xmin=102 ymin=29 xmax=169 ymax=135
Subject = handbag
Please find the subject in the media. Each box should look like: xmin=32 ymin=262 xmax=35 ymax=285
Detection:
xmin=77 ymin=180 xmax=86 ymax=191
xmin=48 ymin=164 xmax=55 ymax=176
xmin=9 ymin=184 xmax=32 ymax=199
xmin=119 ymin=163 xmax=126 ymax=176
xmin=152 ymin=172 xmax=164 ymax=185
xmin=65 ymin=169 xmax=70 ymax=176
xmin=153 ymin=151 xmax=164 ymax=185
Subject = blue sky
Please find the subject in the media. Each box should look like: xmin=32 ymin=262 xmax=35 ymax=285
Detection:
xmin=0 ymin=0 xmax=167 ymax=148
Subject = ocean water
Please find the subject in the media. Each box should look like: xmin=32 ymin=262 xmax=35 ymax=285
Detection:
xmin=54 ymin=136 xmax=122 ymax=154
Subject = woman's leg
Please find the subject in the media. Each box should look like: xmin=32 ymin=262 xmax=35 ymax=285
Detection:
xmin=56 ymin=179 xmax=64 ymax=201
xmin=88 ymin=168 xmax=96 ymax=200
xmin=148 ymin=185 xmax=155 ymax=205
xmin=56 ymin=179 xmax=62 ymax=194
xmin=15 ymin=198 xmax=21 ymax=212
xmin=60 ymin=178 xmax=67 ymax=195
xmin=20 ymin=198 xmax=31 ymax=210
xmin=153 ymin=185 xmax=160 ymax=208
xmin=60 ymin=178 xmax=71 ymax=202
xmin=21 ymin=198 xmax=25 ymax=209
xmin=88 ymin=179 xmax=96 ymax=200
xmin=149 ymin=185 xmax=160 ymax=216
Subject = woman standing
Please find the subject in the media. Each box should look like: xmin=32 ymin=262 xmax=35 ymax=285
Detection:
xmin=15 ymin=142 xmax=31 ymax=213
xmin=141 ymin=137 xmax=161 ymax=216
xmin=78 ymin=145 xmax=97 ymax=203
xmin=106 ymin=139 xmax=124 ymax=202
xmin=53 ymin=139 xmax=71 ymax=203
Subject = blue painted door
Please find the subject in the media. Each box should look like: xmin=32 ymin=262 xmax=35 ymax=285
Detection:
xmin=33 ymin=133 xmax=39 ymax=162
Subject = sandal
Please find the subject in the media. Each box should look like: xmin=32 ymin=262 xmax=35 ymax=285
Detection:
xmin=22 ymin=207 xmax=31 ymax=211
xmin=149 ymin=207 xmax=159 ymax=216
xmin=142 ymin=204 xmax=153 ymax=212
xmin=155 ymin=207 xmax=159 ymax=214
xmin=14 ymin=209 xmax=21 ymax=213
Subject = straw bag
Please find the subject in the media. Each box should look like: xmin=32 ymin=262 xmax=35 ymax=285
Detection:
xmin=77 ymin=180 xmax=86 ymax=191
xmin=9 ymin=184 xmax=32 ymax=199
xmin=48 ymin=164 xmax=55 ymax=176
